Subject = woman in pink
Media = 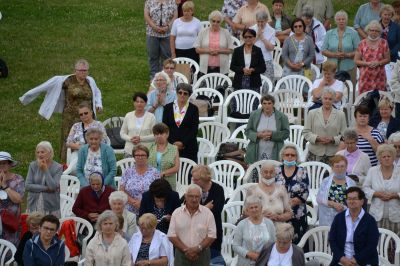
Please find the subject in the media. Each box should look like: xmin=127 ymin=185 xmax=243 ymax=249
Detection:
xmin=354 ymin=20 xmax=390 ymax=94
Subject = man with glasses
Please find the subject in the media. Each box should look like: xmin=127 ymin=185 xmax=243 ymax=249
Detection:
xmin=329 ymin=187 xmax=379 ymax=266
xmin=23 ymin=215 xmax=65 ymax=266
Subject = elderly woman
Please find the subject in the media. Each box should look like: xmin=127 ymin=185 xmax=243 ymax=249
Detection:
xmin=354 ymin=20 xmax=390 ymax=94
xmin=303 ymin=88 xmax=347 ymax=164
xmin=275 ymin=143 xmax=309 ymax=244
xmin=162 ymin=83 xmax=199 ymax=162
xmin=232 ymin=0 xmax=270 ymax=32
xmin=139 ymin=179 xmax=180 ymax=234
xmin=369 ymin=96 xmax=400 ymax=140
xmin=161 ymin=59 xmax=185 ymax=91
xmin=147 ymin=72 xmax=176 ymax=123
xmin=26 ymin=141 xmax=62 ymax=218
xmin=194 ymin=10 xmax=234 ymax=76
xmin=66 ymin=101 xmax=108 ymax=166
xmin=282 ymin=18 xmax=315 ymax=77
xmin=380 ymin=5 xmax=400 ymax=62
xmin=221 ymin=0 xmax=247 ymax=38
xmin=308 ymin=61 xmax=345 ymax=110
xmin=121 ymin=145 xmax=160 ymax=215
xmin=294 ymin=0 xmax=334 ymax=29
xmin=354 ymin=0 xmax=383 ymax=39
xmin=255 ymin=223 xmax=305 ymax=266
xmin=250 ymin=11 xmax=276 ymax=81
xmin=148 ymin=123 xmax=180 ymax=189
xmin=170 ymin=1 xmax=201 ymax=62
xmin=144 ymin=0 xmax=177 ymax=80
xmin=14 ymin=212 xmax=43 ymax=265
xmin=301 ymin=5 xmax=327 ymax=65
xmin=109 ymin=191 xmax=137 ymax=241
xmin=354 ymin=105 xmax=385 ymax=166
xmin=121 ymin=92 xmax=156 ymax=157
xmin=322 ymin=10 xmax=360 ymax=87
xmin=77 ymin=127 xmax=117 ymax=187
xmin=72 ymin=172 xmax=114 ymax=224
xmin=129 ymin=213 xmax=174 ymax=266
xmin=336 ymin=129 xmax=371 ymax=185
xmin=0 ymin=152 xmax=24 ymax=245
xmin=363 ymin=144 xmax=400 ymax=235
xmin=247 ymin=162 xmax=292 ymax=223
xmin=317 ymin=155 xmax=357 ymax=226
xmin=85 ymin=210 xmax=132 ymax=266
xmin=245 ymin=94 xmax=289 ymax=165
xmin=388 ymin=132 xmax=400 ymax=167
xmin=191 ymin=165 xmax=225 ymax=260
xmin=233 ymin=195 xmax=276 ymax=266
xmin=269 ymin=0 xmax=292 ymax=44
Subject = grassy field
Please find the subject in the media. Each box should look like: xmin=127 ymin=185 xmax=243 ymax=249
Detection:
xmin=0 ymin=0 xmax=385 ymax=177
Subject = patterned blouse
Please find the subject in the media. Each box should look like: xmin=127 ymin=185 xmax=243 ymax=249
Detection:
xmin=136 ymin=242 xmax=151 ymax=262
xmin=121 ymin=166 xmax=160 ymax=215
xmin=145 ymin=0 xmax=177 ymax=37
xmin=328 ymin=182 xmax=347 ymax=205
xmin=66 ymin=120 xmax=108 ymax=146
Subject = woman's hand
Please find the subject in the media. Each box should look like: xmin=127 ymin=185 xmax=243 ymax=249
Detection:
xmin=173 ymin=141 xmax=184 ymax=150
xmin=69 ymin=143 xmax=81 ymax=151
xmin=130 ymin=136 xmax=140 ymax=145
xmin=88 ymin=212 xmax=99 ymax=222
xmin=0 ymin=171 xmax=7 ymax=187
xmin=38 ymin=159 xmax=48 ymax=171
xmin=368 ymin=61 xmax=380 ymax=68
xmin=246 ymin=251 xmax=260 ymax=261
xmin=128 ymin=198 xmax=141 ymax=209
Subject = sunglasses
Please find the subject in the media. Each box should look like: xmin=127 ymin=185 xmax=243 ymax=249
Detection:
xmin=79 ymin=111 xmax=89 ymax=116
xmin=211 ymin=19 xmax=221 ymax=23
xmin=243 ymin=35 xmax=254 ymax=39
xmin=177 ymin=91 xmax=189 ymax=96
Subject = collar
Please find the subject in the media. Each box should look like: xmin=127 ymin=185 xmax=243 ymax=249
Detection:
xmin=345 ymin=207 xmax=365 ymax=221
xmin=344 ymin=148 xmax=361 ymax=157
xmin=183 ymin=204 xmax=201 ymax=214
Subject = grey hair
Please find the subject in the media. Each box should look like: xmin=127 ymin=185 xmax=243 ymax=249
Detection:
xmin=85 ymin=127 xmax=104 ymax=138
xmin=108 ymin=191 xmax=128 ymax=205
xmin=154 ymin=71 xmax=171 ymax=85
xmin=256 ymin=10 xmax=269 ymax=21
xmin=388 ymin=132 xmax=400 ymax=143
xmin=36 ymin=141 xmax=54 ymax=160
xmin=334 ymin=10 xmax=348 ymax=23
xmin=380 ymin=4 xmax=395 ymax=17
xmin=365 ymin=20 xmax=383 ymax=33
xmin=342 ymin=128 xmax=358 ymax=141
xmin=186 ymin=183 xmax=202 ymax=195
xmin=279 ymin=143 xmax=300 ymax=163
xmin=301 ymin=5 xmax=314 ymax=18
xmin=208 ymin=10 xmax=223 ymax=22
xmin=321 ymin=87 xmax=336 ymax=98
xmin=377 ymin=144 xmax=396 ymax=161
xmin=95 ymin=210 xmax=119 ymax=232
xmin=75 ymin=59 xmax=89 ymax=70
xmin=261 ymin=161 xmax=278 ymax=172
xmin=244 ymin=194 xmax=263 ymax=210
xmin=275 ymin=223 xmax=295 ymax=241
xmin=89 ymin=172 xmax=103 ymax=183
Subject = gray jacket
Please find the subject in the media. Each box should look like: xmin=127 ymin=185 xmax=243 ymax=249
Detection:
xmin=26 ymin=161 xmax=62 ymax=212
xmin=255 ymin=243 xmax=305 ymax=266
xmin=282 ymin=35 xmax=315 ymax=68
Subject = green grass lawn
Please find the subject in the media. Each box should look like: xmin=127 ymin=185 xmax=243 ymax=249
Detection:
xmin=0 ymin=0 xmax=385 ymax=178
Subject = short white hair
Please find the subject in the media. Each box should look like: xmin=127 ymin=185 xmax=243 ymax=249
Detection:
xmin=36 ymin=141 xmax=54 ymax=160
xmin=244 ymin=194 xmax=263 ymax=210
xmin=208 ymin=10 xmax=223 ymax=22
xmin=95 ymin=210 xmax=119 ymax=232
xmin=154 ymin=71 xmax=171 ymax=85
xmin=109 ymin=191 xmax=128 ymax=205
xmin=75 ymin=59 xmax=89 ymax=70
xmin=186 ymin=183 xmax=202 ymax=195
xmin=388 ymin=132 xmax=400 ymax=143
xmin=334 ymin=10 xmax=348 ymax=22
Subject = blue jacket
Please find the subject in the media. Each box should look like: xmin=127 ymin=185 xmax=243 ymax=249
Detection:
xmin=369 ymin=114 xmax=400 ymax=139
xmin=23 ymin=234 xmax=65 ymax=266
xmin=329 ymin=210 xmax=379 ymax=266
xmin=382 ymin=20 xmax=400 ymax=62
xmin=76 ymin=143 xmax=117 ymax=188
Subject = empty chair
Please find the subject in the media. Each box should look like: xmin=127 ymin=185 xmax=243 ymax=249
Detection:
xmin=173 ymin=57 xmax=200 ymax=84
xmin=297 ymin=226 xmax=331 ymax=254
xmin=102 ymin=116 xmax=125 ymax=155
xmin=377 ymin=227 xmax=400 ymax=266
xmin=230 ymin=124 xmax=247 ymax=140
xmin=222 ymin=201 xmax=244 ymax=224
xmin=221 ymin=223 xmax=237 ymax=266
xmin=197 ymin=137 xmax=216 ymax=165
xmin=0 ymin=239 xmax=16 ymax=266
xmin=116 ymin=158 xmax=136 ymax=177
xmin=192 ymin=73 xmax=232 ymax=92
xmin=275 ymin=74 xmax=312 ymax=96
xmin=60 ymin=174 xmax=80 ymax=199
xmin=60 ymin=194 xmax=74 ymax=219
xmin=198 ymin=122 xmax=230 ymax=148
xmin=273 ymin=89 xmax=304 ymax=125
xmin=209 ymin=160 xmax=245 ymax=199
xmin=272 ymin=46 xmax=282 ymax=64
xmin=260 ymin=74 xmax=274 ymax=95
xmin=176 ymin=158 xmax=197 ymax=198
xmin=288 ymin=125 xmax=305 ymax=150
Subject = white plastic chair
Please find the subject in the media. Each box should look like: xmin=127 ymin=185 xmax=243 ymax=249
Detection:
xmin=209 ymin=160 xmax=245 ymax=199
xmin=222 ymin=223 xmax=237 ymax=266
xmin=193 ymin=73 xmax=232 ymax=92
xmin=297 ymin=226 xmax=331 ymax=254
xmin=230 ymin=124 xmax=247 ymax=140
xmin=274 ymin=62 xmax=283 ymax=80
xmin=197 ymin=137 xmax=216 ymax=165
xmin=60 ymin=194 xmax=75 ymax=219
xmin=60 ymin=175 xmax=80 ymax=199
xmin=173 ymin=71 xmax=189 ymax=84
xmin=216 ymin=139 xmax=250 ymax=154
xmin=378 ymin=227 xmax=400 ymax=266
xmin=229 ymin=182 xmax=258 ymax=202
xmin=288 ymin=125 xmax=305 ymax=150
xmin=300 ymin=161 xmax=331 ymax=206
xmin=222 ymin=201 xmax=244 ymax=224
xmin=306 ymin=204 xmax=318 ymax=228
xmin=65 ymin=246 xmax=71 ymax=262
xmin=102 ymin=116 xmax=125 ymax=154
xmin=116 ymin=158 xmax=135 ymax=176
xmin=198 ymin=122 xmax=231 ymax=148
xmin=190 ymin=87 xmax=224 ymax=123
xmin=176 ymin=158 xmax=197 ymax=198
xmin=60 ymin=217 xmax=94 ymax=258
xmin=353 ymin=89 xmax=393 ymax=106
xmin=273 ymin=89 xmax=304 ymax=125
xmin=239 ymin=159 xmax=281 ymax=184
xmin=200 ymin=21 xmax=210 ymax=29
xmin=272 ymin=46 xmax=282 ymax=64
xmin=115 ymin=176 xmax=122 ymax=190
xmin=231 ymin=36 xmax=241 ymax=48
xmin=173 ymin=57 xmax=200 ymax=84
xmin=304 ymin=252 xmax=332 ymax=266
xmin=0 ymin=239 xmax=16 ymax=266
xmin=275 ymin=74 xmax=312 ymax=96
xmin=311 ymin=64 xmax=321 ymax=79
xmin=260 ymin=74 xmax=274 ymax=95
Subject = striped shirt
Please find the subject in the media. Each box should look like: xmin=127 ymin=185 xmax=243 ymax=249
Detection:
xmin=357 ymin=128 xmax=384 ymax=166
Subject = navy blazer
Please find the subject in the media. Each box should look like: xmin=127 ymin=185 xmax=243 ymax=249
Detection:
xmin=230 ymin=44 xmax=266 ymax=90
xmin=329 ymin=210 xmax=379 ymax=266
xmin=382 ymin=20 xmax=400 ymax=62
xmin=369 ymin=114 xmax=400 ymax=139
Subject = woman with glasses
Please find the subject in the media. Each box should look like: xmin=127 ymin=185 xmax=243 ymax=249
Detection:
xmin=194 ymin=10 xmax=234 ymax=77
xmin=369 ymin=97 xmax=400 ymax=140
xmin=121 ymin=145 xmax=160 ymax=216
xmin=162 ymin=83 xmax=199 ymax=162
xmin=120 ymin=92 xmax=156 ymax=157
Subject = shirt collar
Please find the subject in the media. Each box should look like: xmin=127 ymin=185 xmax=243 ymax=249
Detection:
xmin=345 ymin=207 xmax=365 ymax=221
xmin=344 ymin=148 xmax=360 ymax=157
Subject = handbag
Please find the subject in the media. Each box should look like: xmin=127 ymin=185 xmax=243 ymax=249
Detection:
xmin=1 ymin=209 xmax=20 ymax=232
xmin=106 ymin=127 xmax=125 ymax=149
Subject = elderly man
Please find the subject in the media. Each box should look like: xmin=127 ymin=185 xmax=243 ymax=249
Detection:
xmin=168 ymin=184 xmax=217 ymax=266
xmin=293 ymin=0 xmax=334 ymax=29
xmin=329 ymin=187 xmax=379 ymax=266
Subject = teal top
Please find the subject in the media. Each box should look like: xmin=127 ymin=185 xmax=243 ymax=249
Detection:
xmin=354 ymin=2 xmax=382 ymax=30
xmin=322 ymin=26 xmax=360 ymax=71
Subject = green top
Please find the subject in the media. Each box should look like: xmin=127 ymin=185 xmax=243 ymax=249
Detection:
xmin=148 ymin=142 xmax=178 ymax=190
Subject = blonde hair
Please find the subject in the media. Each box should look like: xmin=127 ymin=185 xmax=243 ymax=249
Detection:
xmin=138 ymin=213 xmax=158 ymax=229
xmin=182 ymin=1 xmax=194 ymax=11
xmin=322 ymin=61 xmax=337 ymax=73
xmin=380 ymin=4 xmax=395 ymax=17
xmin=27 ymin=212 xmax=44 ymax=226
xmin=191 ymin=165 xmax=212 ymax=182
xmin=276 ymin=223 xmax=294 ymax=241
xmin=329 ymin=154 xmax=348 ymax=166
xmin=378 ymin=96 xmax=394 ymax=109
xmin=377 ymin=144 xmax=396 ymax=161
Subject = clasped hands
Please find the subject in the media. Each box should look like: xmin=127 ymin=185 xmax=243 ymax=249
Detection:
xmin=257 ymin=130 xmax=272 ymax=141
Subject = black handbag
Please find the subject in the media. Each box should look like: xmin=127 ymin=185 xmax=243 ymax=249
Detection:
xmin=106 ymin=127 xmax=125 ymax=149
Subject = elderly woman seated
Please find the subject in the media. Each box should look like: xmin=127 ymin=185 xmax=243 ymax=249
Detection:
xmin=72 ymin=172 xmax=115 ymax=224
xmin=233 ymin=195 xmax=276 ymax=266
xmin=129 ymin=213 xmax=174 ymax=266
xmin=109 ymin=191 xmax=138 ymax=241
xmin=255 ymin=223 xmax=305 ymax=265
xmin=388 ymin=132 xmax=400 ymax=167
xmin=76 ymin=127 xmax=117 ymax=187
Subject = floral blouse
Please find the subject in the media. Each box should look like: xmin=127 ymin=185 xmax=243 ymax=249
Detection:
xmin=328 ymin=182 xmax=347 ymax=205
xmin=275 ymin=165 xmax=309 ymax=220
xmin=66 ymin=120 xmax=108 ymax=146
xmin=145 ymin=0 xmax=177 ymax=37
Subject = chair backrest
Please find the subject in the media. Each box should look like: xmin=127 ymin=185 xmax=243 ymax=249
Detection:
xmin=173 ymin=71 xmax=189 ymax=84
xmin=239 ymin=160 xmax=281 ymax=184
xmin=289 ymin=125 xmax=305 ymax=150
xmin=221 ymin=223 xmax=237 ymax=266
xmin=190 ymin=87 xmax=224 ymax=123
xmin=0 ymin=239 xmax=16 ymax=266
xmin=273 ymin=62 xmax=283 ymax=80
xmin=217 ymin=138 xmax=250 ymax=153
xmin=311 ymin=64 xmax=321 ymax=79
xmin=60 ymin=217 xmax=94 ymax=258
xmin=299 ymin=162 xmax=332 ymax=190
xmin=230 ymin=124 xmax=247 ymax=140
xmin=306 ymin=204 xmax=318 ymax=227
xmin=193 ymin=73 xmax=232 ymax=92
xmin=222 ymin=89 xmax=261 ymax=126
xmin=209 ymin=160 xmax=245 ymax=199
xmin=272 ymin=89 xmax=304 ymax=125
xmin=275 ymin=74 xmax=312 ymax=95
xmin=353 ymin=90 xmax=394 ymax=106
xmin=116 ymin=158 xmax=135 ymax=176
xmin=114 ymin=176 xmax=122 ymax=190
xmin=229 ymin=183 xmax=258 ymax=202
xmin=60 ymin=175 xmax=80 ymax=199
xmin=260 ymin=74 xmax=274 ymax=95
xmin=222 ymin=201 xmax=244 ymax=224
xmin=297 ymin=226 xmax=331 ymax=254
xmin=177 ymin=158 xmax=197 ymax=198
xmin=272 ymin=46 xmax=282 ymax=64
xmin=200 ymin=20 xmax=210 ymax=29
xmin=378 ymin=227 xmax=400 ymax=266
xmin=304 ymin=252 xmax=332 ymax=266
xmin=60 ymin=194 xmax=74 ymax=219
xmin=173 ymin=57 xmax=200 ymax=84
xmin=197 ymin=137 xmax=216 ymax=165
xmin=231 ymin=36 xmax=241 ymax=48
xmin=102 ymin=116 xmax=125 ymax=129
xmin=198 ymin=122 xmax=230 ymax=148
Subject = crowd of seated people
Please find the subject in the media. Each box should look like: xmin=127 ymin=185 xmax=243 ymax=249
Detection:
xmin=9 ymin=0 xmax=400 ymax=265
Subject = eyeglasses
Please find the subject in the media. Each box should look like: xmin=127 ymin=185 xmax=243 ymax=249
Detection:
xmin=155 ymin=79 xmax=166 ymax=82
xmin=134 ymin=154 xmax=147 ymax=158
xmin=76 ymin=69 xmax=88 ymax=72
xmin=211 ymin=19 xmax=221 ymax=23
xmin=243 ymin=35 xmax=254 ymax=39
xmin=284 ymin=154 xmax=296 ymax=157
xmin=294 ymin=25 xmax=303 ymax=28
xmin=177 ymin=91 xmax=189 ymax=96
xmin=41 ymin=226 xmax=57 ymax=233
xmin=369 ymin=29 xmax=380 ymax=32
xmin=79 ymin=111 xmax=89 ymax=116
